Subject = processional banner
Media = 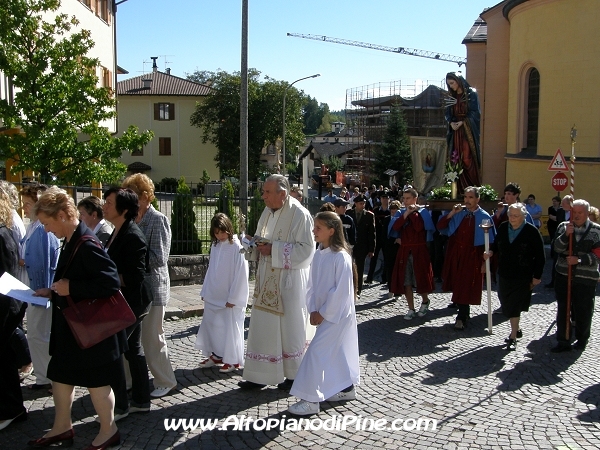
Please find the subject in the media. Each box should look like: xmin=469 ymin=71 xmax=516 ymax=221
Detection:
xmin=410 ymin=137 xmax=447 ymax=194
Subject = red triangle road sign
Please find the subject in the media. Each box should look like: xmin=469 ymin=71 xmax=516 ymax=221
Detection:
xmin=548 ymin=148 xmax=568 ymax=171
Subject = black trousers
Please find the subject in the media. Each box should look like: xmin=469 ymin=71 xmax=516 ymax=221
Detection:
xmin=367 ymin=241 xmax=385 ymax=282
xmin=383 ymin=240 xmax=399 ymax=291
xmin=555 ymin=274 xmax=596 ymax=346
xmin=111 ymin=318 xmax=150 ymax=411
xmin=10 ymin=326 xmax=31 ymax=368
xmin=353 ymin=250 xmax=368 ymax=294
xmin=457 ymin=304 xmax=471 ymax=322
xmin=0 ymin=338 xmax=26 ymax=420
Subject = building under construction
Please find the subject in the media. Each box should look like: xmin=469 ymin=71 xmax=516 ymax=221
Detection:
xmin=343 ymin=79 xmax=449 ymax=183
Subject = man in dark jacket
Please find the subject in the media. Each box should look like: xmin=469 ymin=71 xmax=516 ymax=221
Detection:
xmin=366 ymin=191 xmax=391 ymax=284
xmin=333 ymin=198 xmax=356 ymax=247
xmin=347 ymin=195 xmax=375 ymax=296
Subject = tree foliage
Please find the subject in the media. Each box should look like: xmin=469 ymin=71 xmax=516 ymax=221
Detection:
xmin=170 ymin=176 xmax=202 ymax=254
xmin=188 ymin=69 xmax=306 ymax=180
xmin=215 ymin=179 xmax=238 ymax=233
xmin=373 ymin=104 xmax=412 ymax=187
xmin=0 ymin=0 xmax=153 ymax=184
xmin=247 ymin=187 xmax=264 ymax=237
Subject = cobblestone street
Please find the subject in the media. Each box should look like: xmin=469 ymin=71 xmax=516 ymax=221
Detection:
xmin=4 ymin=262 xmax=600 ymax=449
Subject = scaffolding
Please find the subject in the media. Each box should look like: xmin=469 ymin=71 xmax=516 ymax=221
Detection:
xmin=343 ymin=79 xmax=448 ymax=184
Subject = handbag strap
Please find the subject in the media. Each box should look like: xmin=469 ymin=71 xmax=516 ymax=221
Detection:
xmin=61 ymin=234 xmax=101 ymax=309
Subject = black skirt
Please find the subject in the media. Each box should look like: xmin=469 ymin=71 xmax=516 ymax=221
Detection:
xmin=498 ymin=276 xmax=533 ymax=318
xmin=48 ymin=352 xmax=124 ymax=388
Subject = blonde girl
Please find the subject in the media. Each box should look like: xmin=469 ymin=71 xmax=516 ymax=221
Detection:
xmin=288 ymin=212 xmax=360 ymax=416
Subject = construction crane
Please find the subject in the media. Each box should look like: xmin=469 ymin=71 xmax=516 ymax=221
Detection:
xmin=287 ymin=33 xmax=466 ymax=67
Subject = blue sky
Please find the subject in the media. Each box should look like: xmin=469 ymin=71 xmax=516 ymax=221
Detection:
xmin=115 ymin=0 xmax=494 ymax=111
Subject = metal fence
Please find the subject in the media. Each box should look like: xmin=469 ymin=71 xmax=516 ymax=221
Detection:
xmin=9 ymin=181 xmax=325 ymax=255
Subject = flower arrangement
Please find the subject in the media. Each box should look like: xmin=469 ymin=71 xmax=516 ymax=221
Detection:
xmin=444 ymin=149 xmax=463 ymax=183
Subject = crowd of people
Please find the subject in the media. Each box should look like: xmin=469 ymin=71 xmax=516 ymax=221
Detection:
xmin=0 ymin=174 xmax=598 ymax=443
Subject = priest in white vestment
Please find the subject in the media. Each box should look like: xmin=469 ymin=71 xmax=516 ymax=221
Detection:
xmin=239 ymin=175 xmax=315 ymax=389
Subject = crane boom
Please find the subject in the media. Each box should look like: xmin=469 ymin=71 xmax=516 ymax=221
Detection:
xmin=287 ymin=33 xmax=466 ymax=67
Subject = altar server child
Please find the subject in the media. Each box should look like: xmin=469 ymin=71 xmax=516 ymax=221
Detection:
xmin=195 ymin=213 xmax=249 ymax=373
xmin=288 ymin=211 xmax=360 ymax=416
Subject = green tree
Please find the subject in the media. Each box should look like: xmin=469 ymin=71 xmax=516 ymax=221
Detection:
xmin=373 ymin=104 xmax=412 ymax=187
xmin=171 ymin=176 xmax=202 ymax=254
xmin=189 ymin=69 xmax=305 ymax=180
xmin=247 ymin=187 xmax=264 ymax=236
xmin=302 ymin=96 xmax=325 ymax=135
xmin=0 ymin=0 xmax=152 ymax=184
xmin=215 ymin=179 xmax=238 ymax=232
xmin=321 ymin=155 xmax=344 ymax=173
xmin=199 ymin=169 xmax=211 ymax=194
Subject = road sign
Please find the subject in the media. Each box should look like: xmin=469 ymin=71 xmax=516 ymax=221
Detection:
xmin=548 ymin=148 xmax=568 ymax=171
xmin=551 ymin=172 xmax=568 ymax=191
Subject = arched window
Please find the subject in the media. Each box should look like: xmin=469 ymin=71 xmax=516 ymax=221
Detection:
xmin=526 ymin=68 xmax=540 ymax=151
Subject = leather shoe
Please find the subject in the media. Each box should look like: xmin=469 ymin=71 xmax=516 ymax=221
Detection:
xmin=277 ymin=378 xmax=294 ymax=390
xmin=573 ymin=341 xmax=587 ymax=351
xmin=0 ymin=411 xmax=26 ymax=431
xmin=27 ymin=428 xmax=74 ymax=447
xmin=83 ymin=431 xmax=120 ymax=450
xmin=237 ymin=380 xmax=266 ymax=390
xmin=550 ymin=344 xmax=572 ymax=353
xmin=504 ymin=329 xmax=523 ymax=342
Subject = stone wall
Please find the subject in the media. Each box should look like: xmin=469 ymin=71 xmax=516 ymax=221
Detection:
xmin=168 ymin=254 xmax=256 ymax=286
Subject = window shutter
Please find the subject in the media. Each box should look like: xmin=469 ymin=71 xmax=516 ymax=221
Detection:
xmin=170 ymin=103 xmax=175 ymax=120
xmin=154 ymin=103 xmax=160 ymax=120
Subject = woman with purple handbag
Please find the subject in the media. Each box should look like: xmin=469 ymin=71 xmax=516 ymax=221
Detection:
xmin=29 ymin=187 xmax=125 ymax=450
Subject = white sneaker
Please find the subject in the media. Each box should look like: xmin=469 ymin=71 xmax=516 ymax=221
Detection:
xmin=326 ymin=387 xmax=356 ymax=402
xmin=404 ymin=310 xmax=417 ymax=320
xmin=150 ymin=385 xmax=176 ymax=398
xmin=288 ymin=400 xmax=320 ymax=416
xmin=417 ymin=302 xmax=430 ymax=317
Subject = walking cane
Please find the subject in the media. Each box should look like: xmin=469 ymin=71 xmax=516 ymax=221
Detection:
xmin=566 ymin=126 xmax=576 ymax=340
xmin=480 ymin=219 xmax=493 ymax=335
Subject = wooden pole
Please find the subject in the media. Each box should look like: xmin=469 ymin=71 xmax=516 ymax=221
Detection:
xmin=566 ymin=126 xmax=577 ymax=340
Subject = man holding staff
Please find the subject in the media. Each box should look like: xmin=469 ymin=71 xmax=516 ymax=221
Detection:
xmin=437 ymin=187 xmax=494 ymax=330
xmin=551 ymin=199 xmax=600 ymax=352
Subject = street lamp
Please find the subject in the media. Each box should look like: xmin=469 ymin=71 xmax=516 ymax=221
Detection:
xmin=282 ymin=73 xmax=320 ymax=175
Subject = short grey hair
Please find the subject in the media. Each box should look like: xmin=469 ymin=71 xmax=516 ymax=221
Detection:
xmin=573 ymin=199 xmax=590 ymax=212
xmin=508 ymin=202 xmax=527 ymax=217
xmin=463 ymin=186 xmax=480 ymax=198
xmin=265 ymin=174 xmax=290 ymax=195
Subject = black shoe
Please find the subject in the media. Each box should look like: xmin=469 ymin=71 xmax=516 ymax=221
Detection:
xmin=550 ymin=344 xmax=572 ymax=353
xmin=493 ymin=306 xmax=503 ymax=314
xmin=505 ymin=339 xmax=517 ymax=351
xmin=277 ymin=378 xmax=294 ymax=390
xmin=238 ymin=380 xmax=266 ymax=390
xmin=504 ymin=329 xmax=523 ymax=342
xmin=573 ymin=341 xmax=587 ymax=351
xmin=365 ymin=279 xmax=373 ymax=285
xmin=447 ymin=302 xmax=458 ymax=308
